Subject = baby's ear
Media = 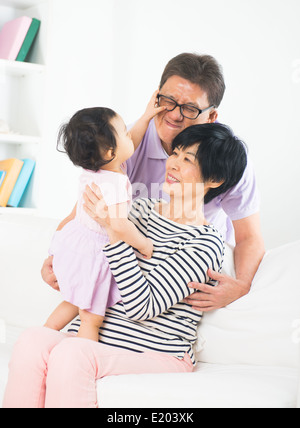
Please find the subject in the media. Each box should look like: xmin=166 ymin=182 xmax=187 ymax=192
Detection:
xmin=102 ymin=148 xmax=115 ymax=162
xmin=106 ymin=149 xmax=113 ymax=159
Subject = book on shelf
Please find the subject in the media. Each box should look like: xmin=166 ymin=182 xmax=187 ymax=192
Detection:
xmin=7 ymin=159 xmax=36 ymax=207
xmin=16 ymin=18 xmax=41 ymax=62
xmin=0 ymin=171 xmax=6 ymax=188
xmin=0 ymin=16 xmax=32 ymax=61
xmin=0 ymin=16 xmax=41 ymax=62
xmin=0 ymin=158 xmax=24 ymax=207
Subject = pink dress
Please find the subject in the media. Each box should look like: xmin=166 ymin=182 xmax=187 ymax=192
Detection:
xmin=49 ymin=168 xmax=132 ymax=316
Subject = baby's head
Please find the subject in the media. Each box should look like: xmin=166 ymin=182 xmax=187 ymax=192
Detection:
xmin=57 ymin=107 xmax=133 ymax=171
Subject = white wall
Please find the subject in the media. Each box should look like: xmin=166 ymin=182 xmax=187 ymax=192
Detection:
xmin=37 ymin=0 xmax=115 ymax=220
xmin=41 ymin=0 xmax=300 ymax=250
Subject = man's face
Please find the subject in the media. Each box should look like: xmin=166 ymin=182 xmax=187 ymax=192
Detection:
xmin=154 ymin=75 xmax=218 ymax=147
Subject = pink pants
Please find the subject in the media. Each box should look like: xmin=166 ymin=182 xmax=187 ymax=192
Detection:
xmin=3 ymin=327 xmax=193 ymax=408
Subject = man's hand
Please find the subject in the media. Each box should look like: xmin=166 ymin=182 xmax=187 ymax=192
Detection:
xmin=41 ymin=256 xmax=59 ymax=291
xmin=184 ymin=268 xmax=250 ymax=312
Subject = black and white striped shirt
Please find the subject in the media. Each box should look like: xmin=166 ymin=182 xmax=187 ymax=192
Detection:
xmin=69 ymin=198 xmax=224 ymax=364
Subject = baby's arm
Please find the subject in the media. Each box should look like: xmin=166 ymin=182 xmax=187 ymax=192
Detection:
xmin=108 ymin=202 xmax=153 ymax=259
xmin=130 ymin=90 xmax=166 ymax=151
xmin=56 ymin=203 xmax=77 ymax=231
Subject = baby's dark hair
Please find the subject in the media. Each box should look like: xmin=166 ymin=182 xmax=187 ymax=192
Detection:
xmin=57 ymin=107 xmax=118 ymax=171
xmin=172 ymin=123 xmax=248 ymax=204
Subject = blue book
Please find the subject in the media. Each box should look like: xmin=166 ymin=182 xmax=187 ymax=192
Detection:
xmin=7 ymin=159 xmax=35 ymax=207
xmin=0 ymin=171 xmax=6 ymax=188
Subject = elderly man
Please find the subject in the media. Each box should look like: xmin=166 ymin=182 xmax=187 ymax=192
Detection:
xmin=42 ymin=52 xmax=265 ymax=312
xmin=126 ymin=53 xmax=264 ymax=311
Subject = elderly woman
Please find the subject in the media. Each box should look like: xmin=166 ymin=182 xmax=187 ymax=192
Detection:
xmin=3 ymin=123 xmax=247 ymax=408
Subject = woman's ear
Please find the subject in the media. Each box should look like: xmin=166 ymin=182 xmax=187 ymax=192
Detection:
xmin=205 ymin=179 xmax=224 ymax=190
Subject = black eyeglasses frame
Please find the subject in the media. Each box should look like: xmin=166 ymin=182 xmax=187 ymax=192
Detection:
xmin=157 ymin=94 xmax=215 ymax=120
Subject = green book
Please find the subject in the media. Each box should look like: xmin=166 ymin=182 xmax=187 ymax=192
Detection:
xmin=16 ymin=18 xmax=41 ymax=62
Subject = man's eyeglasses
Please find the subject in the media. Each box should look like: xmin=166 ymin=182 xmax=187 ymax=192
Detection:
xmin=157 ymin=94 xmax=214 ymax=120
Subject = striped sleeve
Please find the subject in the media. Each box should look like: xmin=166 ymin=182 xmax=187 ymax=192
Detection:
xmin=103 ymin=235 xmax=223 ymax=321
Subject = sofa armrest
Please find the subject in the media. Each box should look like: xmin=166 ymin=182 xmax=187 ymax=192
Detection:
xmin=0 ymin=214 xmax=62 ymax=328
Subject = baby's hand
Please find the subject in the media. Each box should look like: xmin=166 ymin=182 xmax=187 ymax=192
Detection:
xmin=142 ymin=90 xmax=166 ymax=122
xmin=139 ymin=238 xmax=154 ymax=260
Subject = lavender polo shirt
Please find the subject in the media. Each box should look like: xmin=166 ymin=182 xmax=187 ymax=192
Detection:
xmin=126 ymin=119 xmax=260 ymax=245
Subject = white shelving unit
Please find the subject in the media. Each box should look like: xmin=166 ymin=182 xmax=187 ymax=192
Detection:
xmin=0 ymin=133 xmax=42 ymax=146
xmin=0 ymin=0 xmax=118 ymax=220
xmin=0 ymin=0 xmax=48 ymax=214
xmin=0 ymin=57 xmax=45 ymax=76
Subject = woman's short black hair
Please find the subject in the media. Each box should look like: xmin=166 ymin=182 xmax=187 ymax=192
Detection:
xmin=57 ymin=107 xmax=118 ymax=171
xmin=171 ymin=123 xmax=248 ymax=204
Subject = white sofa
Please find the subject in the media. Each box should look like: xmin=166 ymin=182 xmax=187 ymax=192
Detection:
xmin=0 ymin=213 xmax=299 ymax=408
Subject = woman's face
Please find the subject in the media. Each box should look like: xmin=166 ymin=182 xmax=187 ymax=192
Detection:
xmin=163 ymin=144 xmax=203 ymax=199
xmin=164 ymin=144 xmax=220 ymax=200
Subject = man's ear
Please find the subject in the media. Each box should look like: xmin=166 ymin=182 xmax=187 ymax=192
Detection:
xmin=208 ymin=109 xmax=218 ymax=123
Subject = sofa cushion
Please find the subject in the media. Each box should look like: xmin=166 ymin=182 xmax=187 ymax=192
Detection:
xmin=97 ymin=363 xmax=298 ymax=408
xmin=196 ymin=240 xmax=300 ymax=368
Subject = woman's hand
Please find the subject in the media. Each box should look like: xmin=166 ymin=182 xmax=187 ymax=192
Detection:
xmin=83 ymin=183 xmax=128 ymax=246
xmin=41 ymin=256 xmax=60 ymax=291
xmin=83 ymin=183 xmax=109 ymax=227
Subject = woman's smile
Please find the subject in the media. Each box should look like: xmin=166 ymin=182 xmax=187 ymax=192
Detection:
xmin=166 ymin=173 xmax=180 ymax=184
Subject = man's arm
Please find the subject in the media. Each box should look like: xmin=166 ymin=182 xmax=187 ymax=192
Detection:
xmin=232 ymin=213 xmax=265 ymax=291
xmin=184 ymin=213 xmax=265 ymax=311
